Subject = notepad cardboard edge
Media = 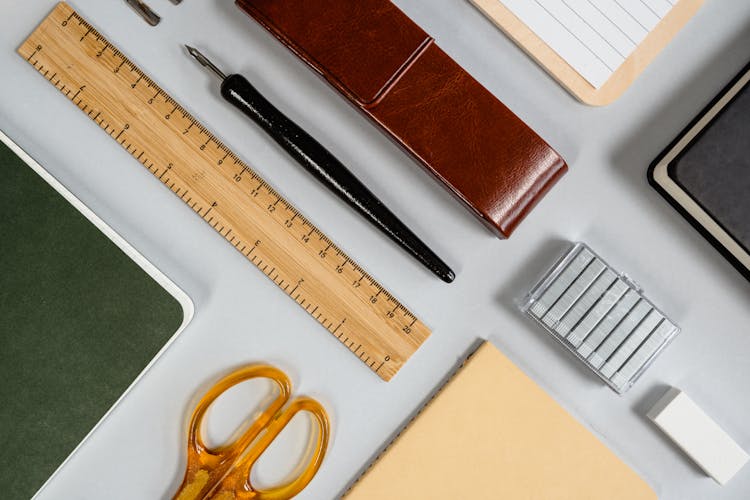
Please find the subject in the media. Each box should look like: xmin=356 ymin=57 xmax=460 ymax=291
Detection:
xmin=468 ymin=0 xmax=705 ymax=106
xmin=0 ymin=129 xmax=195 ymax=500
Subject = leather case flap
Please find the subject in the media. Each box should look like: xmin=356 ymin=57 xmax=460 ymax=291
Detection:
xmin=236 ymin=0 xmax=567 ymax=237
xmin=237 ymin=0 xmax=432 ymax=105
xmin=368 ymin=42 xmax=566 ymax=236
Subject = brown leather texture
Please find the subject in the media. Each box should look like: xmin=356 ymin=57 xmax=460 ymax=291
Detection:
xmin=236 ymin=0 xmax=567 ymax=238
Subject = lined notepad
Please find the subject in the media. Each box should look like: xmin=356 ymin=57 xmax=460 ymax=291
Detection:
xmin=499 ymin=0 xmax=677 ymax=88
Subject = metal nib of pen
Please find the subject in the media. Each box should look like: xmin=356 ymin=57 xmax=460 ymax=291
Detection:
xmin=185 ymin=46 xmax=226 ymax=80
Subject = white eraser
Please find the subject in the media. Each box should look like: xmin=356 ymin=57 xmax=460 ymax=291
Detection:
xmin=647 ymin=387 xmax=749 ymax=485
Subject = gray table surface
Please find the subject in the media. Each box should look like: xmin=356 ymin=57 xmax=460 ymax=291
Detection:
xmin=2 ymin=0 xmax=749 ymax=498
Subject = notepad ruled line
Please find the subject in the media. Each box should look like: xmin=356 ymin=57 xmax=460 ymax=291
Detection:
xmin=534 ymin=0 xmax=618 ymax=72
xmin=499 ymin=0 xmax=677 ymax=88
xmin=584 ymin=0 xmax=639 ymax=46
xmin=560 ymin=0 xmax=629 ymax=59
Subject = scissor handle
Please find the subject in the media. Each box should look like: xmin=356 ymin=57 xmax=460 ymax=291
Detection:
xmin=173 ymin=365 xmax=329 ymax=500
xmin=224 ymin=396 xmax=329 ymax=500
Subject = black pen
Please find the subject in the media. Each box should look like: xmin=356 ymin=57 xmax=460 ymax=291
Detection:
xmin=185 ymin=46 xmax=455 ymax=283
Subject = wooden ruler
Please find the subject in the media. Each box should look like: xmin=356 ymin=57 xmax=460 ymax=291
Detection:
xmin=18 ymin=2 xmax=430 ymax=381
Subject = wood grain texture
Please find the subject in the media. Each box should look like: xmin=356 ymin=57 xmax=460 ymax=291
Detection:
xmin=470 ymin=0 xmax=704 ymax=106
xmin=18 ymin=2 xmax=430 ymax=381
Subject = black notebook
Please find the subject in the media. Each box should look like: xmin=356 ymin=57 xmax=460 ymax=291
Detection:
xmin=649 ymin=61 xmax=750 ymax=282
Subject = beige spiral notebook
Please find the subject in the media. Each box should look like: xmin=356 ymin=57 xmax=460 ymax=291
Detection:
xmin=345 ymin=342 xmax=656 ymax=499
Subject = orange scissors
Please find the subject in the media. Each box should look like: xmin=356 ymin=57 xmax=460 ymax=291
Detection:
xmin=174 ymin=365 xmax=330 ymax=500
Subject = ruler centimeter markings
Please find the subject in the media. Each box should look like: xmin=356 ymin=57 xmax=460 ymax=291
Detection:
xmin=19 ymin=2 xmax=429 ymax=381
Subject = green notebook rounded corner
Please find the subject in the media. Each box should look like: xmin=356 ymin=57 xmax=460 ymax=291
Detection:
xmin=0 ymin=130 xmax=193 ymax=499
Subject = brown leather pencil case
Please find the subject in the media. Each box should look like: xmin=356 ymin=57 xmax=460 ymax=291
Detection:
xmin=236 ymin=0 xmax=567 ymax=238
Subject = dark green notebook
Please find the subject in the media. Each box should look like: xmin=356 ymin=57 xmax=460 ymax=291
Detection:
xmin=0 ymin=133 xmax=191 ymax=499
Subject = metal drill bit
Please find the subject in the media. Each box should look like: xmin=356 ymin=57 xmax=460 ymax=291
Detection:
xmin=184 ymin=46 xmax=226 ymax=80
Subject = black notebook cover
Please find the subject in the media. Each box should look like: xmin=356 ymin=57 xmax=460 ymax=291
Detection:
xmin=648 ymin=61 xmax=750 ymax=282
